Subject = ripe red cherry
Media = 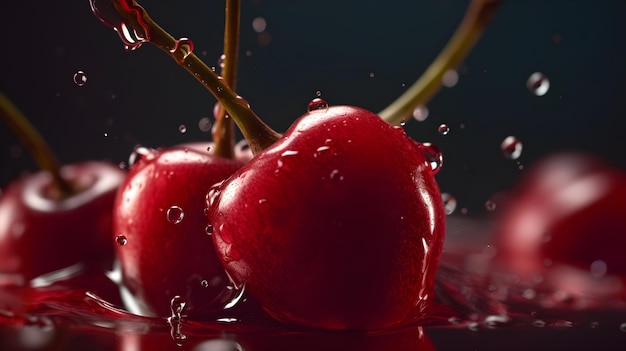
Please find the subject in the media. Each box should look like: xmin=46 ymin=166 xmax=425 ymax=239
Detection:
xmin=495 ymin=152 xmax=626 ymax=277
xmin=207 ymin=105 xmax=445 ymax=330
xmin=113 ymin=144 xmax=243 ymax=317
xmin=0 ymin=161 xmax=125 ymax=282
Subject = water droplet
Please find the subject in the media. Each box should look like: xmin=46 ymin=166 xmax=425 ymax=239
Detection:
xmin=523 ymin=288 xmax=536 ymax=299
xmin=532 ymin=319 xmax=546 ymax=328
xmin=369 ymin=72 xmax=375 ymax=78
xmin=467 ymin=322 xmax=480 ymax=331
xmin=448 ymin=317 xmax=462 ymax=324
xmin=73 ymin=71 xmax=87 ymax=86
xmin=421 ymin=142 xmax=443 ymax=174
xmin=178 ymin=124 xmax=187 ymax=134
xmin=620 ymin=323 xmax=626 ymax=332
xmin=527 ymin=72 xmax=550 ymax=96
xmin=484 ymin=315 xmax=511 ymax=328
xmin=438 ymin=124 xmax=450 ymax=135
xmin=115 ymin=234 xmax=127 ymax=246
xmin=198 ymin=117 xmax=212 ymax=132
xmin=170 ymin=295 xmax=186 ymax=317
xmin=89 ymin=0 xmax=150 ymax=51
xmin=218 ymin=54 xmax=226 ymax=69
xmin=442 ymin=69 xmax=459 ymax=88
xmin=205 ymin=224 xmax=214 ymax=236
xmin=166 ymin=206 xmax=184 ymax=224
xmin=201 ymin=280 xmax=209 ymax=288
xmin=485 ymin=200 xmax=496 ymax=211
xmin=590 ymin=260 xmax=607 ymax=278
xmin=400 ymin=119 xmax=406 ymax=126
xmin=589 ymin=321 xmax=600 ymax=329
xmin=307 ymin=98 xmax=329 ymax=112
xmin=167 ymin=296 xmax=187 ymax=346
xmin=441 ymin=193 xmax=457 ymax=215
xmin=412 ymin=105 xmax=429 ymax=122
xmin=170 ymin=38 xmax=194 ymax=64
xmin=315 ymin=90 xmax=322 ymax=97
xmin=128 ymin=145 xmax=155 ymax=166
xmin=252 ymin=17 xmax=267 ymax=33
xmin=501 ymin=136 xmax=523 ymax=160
xmin=206 ymin=184 xmax=222 ymax=208
xmin=330 ymin=169 xmax=344 ymax=181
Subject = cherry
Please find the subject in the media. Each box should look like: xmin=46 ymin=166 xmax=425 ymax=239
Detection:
xmin=0 ymin=93 xmax=125 ymax=282
xmin=207 ymin=105 xmax=445 ymax=330
xmin=113 ymin=144 xmax=243 ymax=316
xmin=495 ymin=152 xmax=626 ymax=277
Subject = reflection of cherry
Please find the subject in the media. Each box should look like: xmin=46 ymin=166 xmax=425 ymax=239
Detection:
xmin=114 ymin=145 xmax=243 ymax=316
xmin=208 ymin=105 xmax=445 ymax=330
xmin=495 ymin=152 xmax=626 ymax=277
xmin=0 ymin=93 xmax=125 ymax=281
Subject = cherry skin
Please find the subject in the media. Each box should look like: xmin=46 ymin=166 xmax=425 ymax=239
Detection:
xmin=113 ymin=144 xmax=243 ymax=317
xmin=495 ymin=152 xmax=626 ymax=277
xmin=0 ymin=161 xmax=125 ymax=282
xmin=207 ymin=105 xmax=445 ymax=330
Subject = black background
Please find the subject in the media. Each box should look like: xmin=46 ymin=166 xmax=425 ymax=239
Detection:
xmin=1 ymin=0 xmax=625 ymax=215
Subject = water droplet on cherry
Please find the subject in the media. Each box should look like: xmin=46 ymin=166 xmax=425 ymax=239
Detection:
xmin=438 ymin=124 xmax=450 ymax=135
xmin=527 ymin=72 xmax=550 ymax=96
xmin=73 ymin=71 xmax=87 ymax=86
xmin=128 ymin=145 xmax=155 ymax=166
xmin=441 ymin=193 xmax=457 ymax=215
xmin=205 ymin=224 xmax=214 ymax=236
xmin=307 ymin=98 xmax=329 ymax=112
xmin=329 ymin=169 xmax=344 ymax=181
xmin=501 ymin=136 xmax=523 ymax=160
xmin=412 ymin=105 xmax=429 ymax=122
xmin=115 ymin=234 xmax=127 ymax=246
xmin=201 ymin=280 xmax=209 ymax=288
xmin=421 ymin=142 xmax=443 ymax=174
xmin=166 ymin=206 xmax=184 ymax=224
xmin=533 ymin=319 xmax=546 ymax=328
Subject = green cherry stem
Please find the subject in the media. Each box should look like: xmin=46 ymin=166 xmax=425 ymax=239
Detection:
xmin=0 ymin=93 xmax=73 ymax=196
xmin=111 ymin=0 xmax=280 ymax=156
xmin=212 ymin=0 xmax=240 ymax=159
xmin=379 ymin=0 xmax=502 ymax=126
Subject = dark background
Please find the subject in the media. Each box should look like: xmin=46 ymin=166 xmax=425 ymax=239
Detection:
xmin=1 ymin=0 xmax=625 ymax=214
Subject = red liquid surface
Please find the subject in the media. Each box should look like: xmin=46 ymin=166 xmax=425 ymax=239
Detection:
xmin=2 ymin=216 xmax=626 ymax=351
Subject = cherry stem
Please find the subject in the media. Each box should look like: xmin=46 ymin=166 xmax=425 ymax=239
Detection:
xmin=211 ymin=0 xmax=240 ymax=159
xmin=113 ymin=1 xmax=280 ymax=156
xmin=0 ymin=93 xmax=73 ymax=195
xmin=378 ymin=0 xmax=502 ymax=126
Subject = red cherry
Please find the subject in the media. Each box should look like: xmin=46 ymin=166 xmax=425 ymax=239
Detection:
xmin=113 ymin=144 xmax=243 ymax=317
xmin=495 ymin=152 xmax=626 ymax=277
xmin=207 ymin=105 xmax=445 ymax=330
xmin=0 ymin=161 xmax=125 ymax=282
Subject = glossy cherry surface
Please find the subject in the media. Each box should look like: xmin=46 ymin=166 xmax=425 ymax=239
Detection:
xmin=208 ymin=105 xmax=445 ymax=330
xmin=114 ymin=144 xmax=243 ymax=317
xmin=0 ymin=161 xmax=125 ymax=282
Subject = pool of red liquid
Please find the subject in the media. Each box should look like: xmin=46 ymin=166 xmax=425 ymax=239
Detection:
xmin=1 ymin=216 xmax=626 ymax=351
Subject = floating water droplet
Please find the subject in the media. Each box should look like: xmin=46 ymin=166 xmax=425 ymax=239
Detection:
xmin=166 ymin=206 xmax=184 ymax=224
xmin=307 ymin=98 xmax=329 ymax=112
xmin=442 ymin=69 xmax=459 ymax=88
xmin=89 ymin=0 xmax=150 ymax=51
xmin=527 ymin=72 xmax=550 ymax=96
xmin=178 ymin=124 xmax=187 ymax=134
xmin=201 ymin=280 xmax=209 ymax=288
xmin=421 ymin=142 xmax=443 ymax=174
xmin=252 ymin=17 xmax=267 ymax=33
xmin=501 ymin=136 xmax=523 ymax=160
xmin=315 ymin=90 xmax=322 ymax=97
xmin=485 ymin=200 xmax=496 ymax=211
xmin=412 ymin=105 xmax=429 ymax=122
xmin=198 ymin=117 xmax=212 ymax=132
xmin=168 ymin=295 xmax=187 ymax=346
xmin=438 ymin=124 xmax=450 ymax=135
xmin=369 ymin=72 xmax=375 ymax=78
xmin=73 ymin=71 xmax=87 ymax=86
xmin=205 ymin=224 xmax=214 ymax=236
xmin=115 ymin=234 xmax=127 ymax=246
xmin=590 ymin=260 xmax=607 ymax=278
xmin=441 ymin=193 xmax=457 ymax=215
